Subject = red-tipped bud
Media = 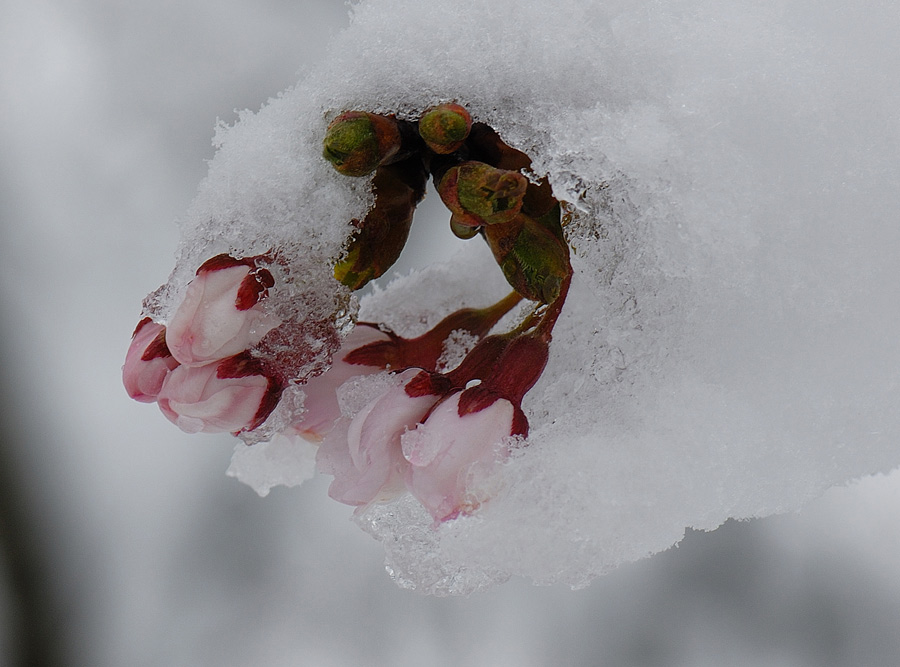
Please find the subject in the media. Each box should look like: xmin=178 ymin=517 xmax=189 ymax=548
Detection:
xmin=123 ymin=318 xmax=179 ymax=402
xmin=157 ymin=352 xmax=282 ymax=435
xmin=418 ymin=103 xmax=472 ymax=154
xmin=322 ymin=111 xmax=403 ymax=177
xmin=166 ymin=254 xmax=281 ymax=366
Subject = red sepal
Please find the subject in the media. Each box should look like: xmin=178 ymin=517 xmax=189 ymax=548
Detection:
xmin=511 ymin=405 xmax=529 ymax=438
xmin=445 ymin=334 xmax=512 ymax=388
xmin=341 ymin=324 xmax=402 ymax=369
xmin=404 ymin=370 xmax=451 ymax=398
xmin=244 ymin=377 xmax=283 ymax=433
xmin=140 ymin=326 xmax=174 ymax=362
xmin=235 ymin=268 xmax=275 ymax=311
xmin=196 ymin=253 xmax=253 ymax=274
xmin=214 ymin=353 xmax=283 ymax=433
xmin=456 ymin=385 xmax=501 ymax=416
xmin=216 ymin=352 xmax=265 ymax=379
xmin=486 ymin=335 xmax=549 ymax=404
xmin=132 ymin=316 xmax=153 ymax=338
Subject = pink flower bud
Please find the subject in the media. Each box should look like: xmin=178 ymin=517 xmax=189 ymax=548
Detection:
xmin=402 ymin=390 xmax=516 ymax=522
xmin=293 ymin=323 xmax=392 ymax=442
xmin=157 ymin=353 xmax=281 ymax=435
xmin=122 ymin=318 xmax=179 ymax=402
xmin=166 ymin=254 xmax=281 ymax=366
xmin=317 ymin=369 xmax=442 ymax=507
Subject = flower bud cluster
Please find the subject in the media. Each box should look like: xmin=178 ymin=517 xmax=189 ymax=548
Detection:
xmin=315 ymin=298 xmax=555 ymax=522
xmin=123 ymin=254 xmax=283 ymax=434
xmin=127 ymin=102 xmax=576 ymax=523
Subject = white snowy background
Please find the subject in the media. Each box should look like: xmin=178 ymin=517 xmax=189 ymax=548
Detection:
xmin=2 ymin=0 xmax=900 ymax=665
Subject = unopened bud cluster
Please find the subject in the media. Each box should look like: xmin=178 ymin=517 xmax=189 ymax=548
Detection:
xmin=324 ymin=104 xmax=572 ymax=304
xmin=123 ymin=255 xmax=283 ymax=434
xmin=125 ymin=102 xmax=574 ymax=523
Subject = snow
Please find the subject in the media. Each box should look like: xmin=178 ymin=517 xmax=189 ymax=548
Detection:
xmin=145 ymin=0 xmax=900 ymax=593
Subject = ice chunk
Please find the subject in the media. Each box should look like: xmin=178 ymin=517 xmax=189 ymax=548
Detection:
xmin=227 ymin=434 xmax=317 ymax=498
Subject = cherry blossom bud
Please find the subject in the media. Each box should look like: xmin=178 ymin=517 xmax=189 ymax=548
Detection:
xmin=295 ymin=291 xmax=518 ymax=442
xmin=317 ymin=369 xmax=442 ymax=507
xmin=293 ymin=323 xmax=392 ymax=442
xmin=333 ymin=157 xmax=427 ymax=290
xmin=437 ymin=161 xmax=528 ymax=228
xmin=417 ymin=103 xmax=472 ymax=154
xmin=400 ymin=331 xmax=552 ymax=521
xmin=166 ymin=254 xmax=281 ymax=366
xmin=402 ymin=390 xmax=516 ymax=522
xmin=322 ymin=111 xmax=403 ymax=177
xmin=450 ymin=333 xmax=549 ymax=439
xmin=122 ymin=318 xmax=179 ymax=402
xmin=157 ymin=353 xmax=281 ymax=435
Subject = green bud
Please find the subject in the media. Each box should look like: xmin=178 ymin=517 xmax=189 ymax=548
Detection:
xmin=333 ymin=158 xmax=427 ymax=289
xmin=323 ymin=111 xmax=402 ymax=177
xmin=418 ymin=103 xmax=472 ymax=154
xmin=484 ymin=214 xmax=571 ymax=304
xmin=437 ymin=161 xmax=528 ymax=228
xmin=449 ymin=216 xmax=480 ymax=239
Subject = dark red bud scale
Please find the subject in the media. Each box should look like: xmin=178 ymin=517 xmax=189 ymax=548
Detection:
xmin=333 ymin=156 xmax=427 ymax=290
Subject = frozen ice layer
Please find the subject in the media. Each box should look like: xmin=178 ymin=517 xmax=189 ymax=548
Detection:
xmin=146 ymin=0 xmax=900 ymax=593
xmin=227 ymin=434 xmax=318 ymax=498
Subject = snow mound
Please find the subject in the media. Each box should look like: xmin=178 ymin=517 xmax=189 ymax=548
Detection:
xmin=172 ymin=0 xmax=900 ymax=593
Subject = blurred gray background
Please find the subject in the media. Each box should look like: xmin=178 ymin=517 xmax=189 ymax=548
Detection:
xmin=2 ymin=1 xmax=900 ymax=665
